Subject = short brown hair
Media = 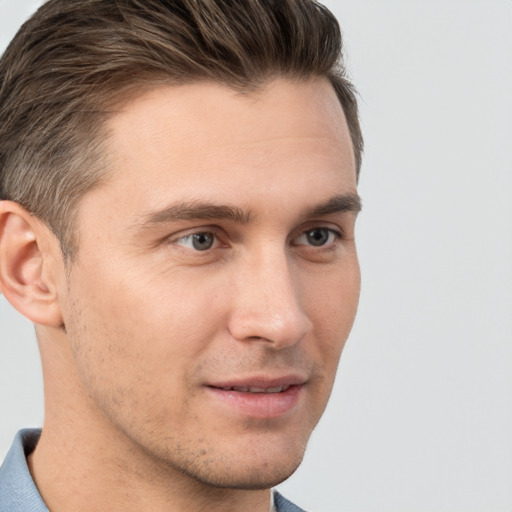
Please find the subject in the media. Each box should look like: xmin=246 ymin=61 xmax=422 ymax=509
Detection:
xmin=0 ymin=0 xmax=363 ymax=258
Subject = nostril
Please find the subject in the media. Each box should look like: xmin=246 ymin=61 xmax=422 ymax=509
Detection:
xmin=227 ymin=311 xmax=311 ymax=349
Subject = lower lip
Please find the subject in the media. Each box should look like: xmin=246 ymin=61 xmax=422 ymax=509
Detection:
xmin=206 ymin=385 xmax=303 ymax=419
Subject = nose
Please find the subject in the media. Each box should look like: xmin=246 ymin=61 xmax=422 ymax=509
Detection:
xmin=227 ymin=251 xmax=312 ymax=349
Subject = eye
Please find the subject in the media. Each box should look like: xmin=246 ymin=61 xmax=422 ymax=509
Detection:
xmin=294 ymin=227 xmax=339 ymax=247
xmin=175 ymin=231 xmax=217 ymax=251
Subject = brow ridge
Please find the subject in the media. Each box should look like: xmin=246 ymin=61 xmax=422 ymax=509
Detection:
xmin=141 ymin=201 xmax=252 ymax=227
xmin=139 ymin=193 xmax=361 ymax=229
xmin=307 ymin=193 xmax=362 ymax=217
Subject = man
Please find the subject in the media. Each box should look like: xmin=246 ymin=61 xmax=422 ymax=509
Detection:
xmin=0 ymin=0 xmax=363 ymax=510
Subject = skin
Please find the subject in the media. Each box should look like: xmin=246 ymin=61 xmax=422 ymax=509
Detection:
xmin=0 ymin=77 xmax=360 ymax=511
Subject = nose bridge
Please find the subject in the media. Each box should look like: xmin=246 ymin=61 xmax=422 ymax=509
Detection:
xmin=228 ymin=246 xmax=312 ymax=348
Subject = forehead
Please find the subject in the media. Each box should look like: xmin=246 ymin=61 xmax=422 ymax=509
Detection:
xmin=79 ymin=78 xmax=356 ymax=225
xmin=109 ymin=78 xmax=352 ymax=158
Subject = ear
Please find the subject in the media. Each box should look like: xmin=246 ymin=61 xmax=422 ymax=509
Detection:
xmin=0 ymin=200 xmax=64 ymax=327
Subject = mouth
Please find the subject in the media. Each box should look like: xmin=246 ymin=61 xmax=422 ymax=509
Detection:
xmin=214 ymin=384 xmax=293 ymax=394
xmin=205 ymin=377 xmax=306 ymax=418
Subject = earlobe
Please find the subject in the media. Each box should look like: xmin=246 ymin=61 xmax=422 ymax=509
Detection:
xmin=0 ymin=201 xmax=64 ymax=327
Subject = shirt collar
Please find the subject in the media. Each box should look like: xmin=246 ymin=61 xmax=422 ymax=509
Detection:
xmin=0 ymin=429 xmax=48 ymax=512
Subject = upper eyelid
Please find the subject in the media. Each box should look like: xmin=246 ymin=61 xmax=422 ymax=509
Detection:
xmin=293 ymin=222 xmax=345 ymax=239
xmin=292 ymin=226 xmax=343 ymax=244
xmin=167 ymin=225 xmax=222 ymax=242
xmin=169 ymin=230 xmax=223 ymax=253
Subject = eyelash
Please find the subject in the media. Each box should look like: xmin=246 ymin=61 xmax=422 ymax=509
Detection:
xmin=171 ymin=226 xmax=343 ymax=252
xmin=292 ymin=227 xmax=342 ymax=248
xmin=173 ymin=230 xmax=223 ymax=251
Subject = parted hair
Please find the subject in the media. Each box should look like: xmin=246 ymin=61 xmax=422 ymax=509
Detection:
xmin=0 ymin=0 xmax=362 ymax=258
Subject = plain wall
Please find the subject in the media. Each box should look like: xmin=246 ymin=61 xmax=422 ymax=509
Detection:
xmin=1 ymin=1 xmax=511 ymax=511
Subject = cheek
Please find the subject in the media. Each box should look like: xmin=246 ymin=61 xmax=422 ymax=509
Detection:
xmin=65 ymin=258 xmax=233 ymax=402
xmin=72 ymin=258 xmax=218 ymax=343
xmin=307 ymin=257 xmax=360 ymax=366
xmin=63 ymin=286 xmax=205 ymax=434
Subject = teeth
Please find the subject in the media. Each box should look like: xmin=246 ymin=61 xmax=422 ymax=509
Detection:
xmin=248 ymin=387 xmax=266 ymax=393
xmin=266 ymin=386 xmax=285 ymax=393
xmin=220 ymin=385 xmax=290 ymax=393
xmin=232 ymin=386 xmax=250 ymax=392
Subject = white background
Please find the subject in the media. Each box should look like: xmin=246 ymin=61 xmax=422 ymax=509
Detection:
xmin=1 ymin=1 xmax=511 ymax=511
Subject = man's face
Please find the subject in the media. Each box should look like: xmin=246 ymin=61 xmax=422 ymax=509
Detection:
xmin=61 ymin=78 xmax=360 ymax=489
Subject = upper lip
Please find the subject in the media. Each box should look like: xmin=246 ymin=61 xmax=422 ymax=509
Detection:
xmin=207 ymin=374 xmax=307 ymax=392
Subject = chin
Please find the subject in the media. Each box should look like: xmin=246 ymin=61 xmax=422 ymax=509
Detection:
xmin=157 ymin=435 xmax=307 ymax=491
xmin=184 ymin=456 xmax=304 ymax=491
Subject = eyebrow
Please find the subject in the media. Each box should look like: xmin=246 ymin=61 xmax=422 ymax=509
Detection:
xmin=140 ymin=201 xmax=252 ymax=227
xmin=307 ymin=193 xmax=362 ymax=217
xmin=138 ymin=193 xmax=361 ymax=229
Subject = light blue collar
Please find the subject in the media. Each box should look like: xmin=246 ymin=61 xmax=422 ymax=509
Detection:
xmin=0 ymin=429 xmax=48 ymax=512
